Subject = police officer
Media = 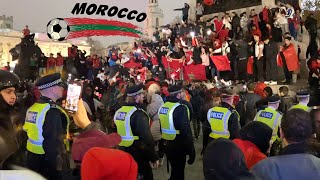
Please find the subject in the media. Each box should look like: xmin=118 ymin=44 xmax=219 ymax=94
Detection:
xmin=158 ymin=85 xmax=195 ymax=180
xmin=254 ymin=95 xmax=282 ymax=142
xmin=114 ymin=84 xmax=159 ymax=180
xmin=206 ymin=89 xmax=241 ymax=141
xmin=0 ymin=70 xmax=24 ymax=169
xmin=290 ymin=90 xmax=311 ymax=112
xmin=23 ymin=73 xmax=70 ymax=179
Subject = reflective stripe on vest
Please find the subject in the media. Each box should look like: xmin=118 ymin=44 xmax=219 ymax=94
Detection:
xmin=23 ymin=103 xmax=51 ymax=154
xmin=114 ymin=106 xmax=139 ymax=147
xmin=290 ymin=104 xmax=311 ymax=112
xmin=158 ymin=102 xmax=181 ymax=140
xmin=207 ymin=107 xmax=231 ymax=139
xmin=23 ymin=103 xmax=71 ymax=154
xmin=254 ymin=107 xmax=282 ymax=141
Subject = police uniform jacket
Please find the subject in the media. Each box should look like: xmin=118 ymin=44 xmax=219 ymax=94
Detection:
xmin=165 ymin=96 xmax=195 ymax=157
xmin=121 ymin=102 xmax=158 ymax=163
xmin=27 ymin=96 xmax=100 ymax=170
xmin=204 ymin=102 xmax=241 ymax=140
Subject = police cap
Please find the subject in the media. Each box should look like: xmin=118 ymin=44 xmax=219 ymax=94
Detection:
xmin=168 ymin=85 xmax=183 ymax=95
xmin=296 ymin=90 xmax=310 ymax=98
xmin=268 ymin=95 xmax=281 ymax=104
xmin=126 ymin=84 xmax=144 ymax=97
xmin=220 ymin=88 xmax=234 ymax=101
xmin=35 ymin=73 xmax=64 ymax=90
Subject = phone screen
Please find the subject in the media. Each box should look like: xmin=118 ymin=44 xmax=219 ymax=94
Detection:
xmin=65 ymin=82 xmax=82 ymax=113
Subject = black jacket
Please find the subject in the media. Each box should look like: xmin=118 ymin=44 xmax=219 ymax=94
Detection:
xmin=279 ymin=95 xmax=295 ymax=114
xmin=0 ymin=96 xmax=26 ymax=169
xmin=264 ymin=41 xmax=278 ymax=61
xmin=121 ymin=103 xmax=158 ymax=163
xmin=165 ymin=97 xmax=195 ymax=157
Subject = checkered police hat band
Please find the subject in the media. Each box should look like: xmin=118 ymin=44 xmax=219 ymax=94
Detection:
xmin=38 ymin=79 xmax=62 ymax=90
xmin=127 ymin=88 xmax=143 ymax=97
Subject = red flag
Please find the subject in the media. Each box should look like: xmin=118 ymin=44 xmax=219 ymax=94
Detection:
xmin=204 ymin=0 xmax=214 ymax=6
xmin=162 ymin=56 xmax=183 ymax=72
xmin=123 ymin=61 xmax=142 ymax=69
xmin=183 ymin=64 xmax=207 ymax=80
xmin=247 ymin=56 xmax=254 ymax=74
xmin=210 ymin=55 xmax=231 ymax=71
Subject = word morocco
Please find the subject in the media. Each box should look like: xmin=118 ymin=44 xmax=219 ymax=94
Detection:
xmin=72 ymin=3 xmax=147 ymax=22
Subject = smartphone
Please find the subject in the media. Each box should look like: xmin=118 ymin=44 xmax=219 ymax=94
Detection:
xmin=65 ymin=81 xmax=82 ymax=113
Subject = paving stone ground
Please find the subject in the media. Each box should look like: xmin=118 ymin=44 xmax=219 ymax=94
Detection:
xmin=152 ymin=133 xmax=205 ymax=180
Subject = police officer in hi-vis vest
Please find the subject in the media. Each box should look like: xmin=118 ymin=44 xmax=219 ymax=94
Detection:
xmin=114 ymin=84 xmax=159 ymax=180
xmin=23 ymin=73 xmax=70 ymax=180
xmin=254 ymin=95 xmax=282 ymax=143
xmin=290 ymin=90 xmax=311 ymax=112
xmin=158 ymin=85 xmax=195 ymax=180
xmin=206 ymin=89 xmax=241 ymax=142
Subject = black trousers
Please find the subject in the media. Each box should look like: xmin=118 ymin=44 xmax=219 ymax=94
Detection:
xmin=182 ymin=15 xmax=188 ymax=23
xmin=27 ymin=152 xmax=62 ymax=180
xmin=254 ymin=57 xmax=265 ymax=82
xmin=280 ymin=54 xmax=293 ymax=81
xmin=265 ymin=56 xmax=278 ymax=81
xmin=237 ymin=59 xmax=248 ymax=81
xmin=192 ymin=117 xmax=201 ymax=137
xmin=167 ymin=150 xmax=187 ymax=180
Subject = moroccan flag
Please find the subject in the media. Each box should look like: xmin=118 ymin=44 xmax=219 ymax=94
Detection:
xmin=64 ymin=18 xmax=142 ymax=39
xmin=247 ymin=56 xmax=254 ymax=74
xmin=210 ymin=55 xmax=231 ymax=71
xmin=183 ymin=64 xmax=207 ymax=81
xmin=123 ymin=61 xmax=142 ymax=69
xmin=162 ymin=56 xmax=183 ymax=72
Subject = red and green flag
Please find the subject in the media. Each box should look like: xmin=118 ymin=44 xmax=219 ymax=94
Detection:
xmin=64 ymin=18 xmax=142 ymax=39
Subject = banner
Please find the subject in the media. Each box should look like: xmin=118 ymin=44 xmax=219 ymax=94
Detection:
xmin=162 ymin=56 xmax=184 ymax=72
xmin=183 ymin=64 xmax=207 ymax=81
xmin=210 ymin=55 xmax=231 ymax=71
xmin=123 ymin=61 xmax=142 ymax=69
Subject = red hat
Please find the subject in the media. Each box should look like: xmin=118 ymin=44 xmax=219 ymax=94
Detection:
xmin=71 ymin=130 xmax=121 ymax=162
xmin=81 ymin=147 xmax=138 ymax=180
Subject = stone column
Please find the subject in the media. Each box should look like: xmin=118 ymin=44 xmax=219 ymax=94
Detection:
xmin=262 ymin=0 xmax=276 ymax=8
xmin=189 ymin=0 xmax=197 ymax=22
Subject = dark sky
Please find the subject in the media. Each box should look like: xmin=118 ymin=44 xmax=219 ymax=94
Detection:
xmin=0 ymin=0 xmax=189 ymax=46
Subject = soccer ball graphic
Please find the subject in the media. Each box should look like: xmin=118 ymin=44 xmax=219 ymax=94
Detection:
xmin=47 ymin=18 xmax=70 ymax=41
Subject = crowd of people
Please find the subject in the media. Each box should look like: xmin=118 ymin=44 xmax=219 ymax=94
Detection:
xmin=1 ymin=1 xmax=320 ymax=180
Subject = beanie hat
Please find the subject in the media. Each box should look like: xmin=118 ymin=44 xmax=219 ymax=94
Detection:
xmin=81 ymin=147 xmax=138 ymax=180
xmin=240 ymin=121 xmax=273 ymax=153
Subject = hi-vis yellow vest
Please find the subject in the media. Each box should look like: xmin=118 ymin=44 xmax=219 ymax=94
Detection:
xmin=23 ymin=103 xmax=70 ymax=154
xmin=254 ymin=107 xmax=282 ymax=142
xmin=114 ymin=106 xmax=141 ymax=147
xmin=158 ymin=102 xmax=181 ymax=140
xmin=290 ymin=104 xmax=311 ymax=112
xmin=207 ymin=107 xmax=232 ymax=139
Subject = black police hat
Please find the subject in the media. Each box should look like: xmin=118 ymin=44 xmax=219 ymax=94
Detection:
xmin=126 ymin=84 xmax=144 ymax=97
xmin=268 ymin=95 xmax=281 ymax=104
xmin=35 ymin=73 xmax=64 ymax=90
xmin=0 ymin=70 xmax=20 ymax=91
xmin=296 ymin=90 xmax=310 ymax=98
xmin=168 ymin=85 xmax=183 ymax=95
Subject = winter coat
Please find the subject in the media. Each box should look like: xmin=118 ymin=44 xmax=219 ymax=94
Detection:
xmin=233 ymin=139 xmax=267 ymax=169
xmin=252 ymin=154 xmax=320 ymax=180
xmin=147 ymin=94 xmax=164 ymax=141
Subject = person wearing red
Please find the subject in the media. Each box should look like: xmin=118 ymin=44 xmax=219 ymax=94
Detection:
xmin=251 ymin=25 xmax=261 ymax=39
xmin=213 ymin=16 xmax=223 ymax=32
xmin=307 ymin=55 xmax=320 ymax=80
xmin=91 ymin=54 xmax=100 ymax=76
xmin=277 ymin=36 xmax=299 ymax=84
xmin=218 ymin=27 xmax=229 ymax=43
xmin=46 ymin=53 xmax=56 ymax=73
xmin=22 ymin=25 xmax=30 ymax=37
xmin=68 ymin=45 xmax=77 ymax=58
xmin=233 ymin=121 xmax=273 ymax=169
xmin=55 ymin=53 xmax=64 ymax=74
